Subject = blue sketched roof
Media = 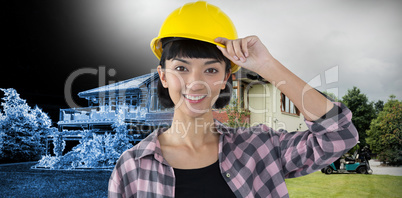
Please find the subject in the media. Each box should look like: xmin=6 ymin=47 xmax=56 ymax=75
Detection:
xmin=78 ymin=72 xmax=159 ymax=98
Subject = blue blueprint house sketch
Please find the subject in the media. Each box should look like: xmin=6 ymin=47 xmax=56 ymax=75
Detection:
xmin=55 ymin=72 xmax=174 ymax=153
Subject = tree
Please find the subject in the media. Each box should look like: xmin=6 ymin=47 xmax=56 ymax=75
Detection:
xmin=366 ymin=95 xmax=401 ymax=165
xmin=374 ymin=100 xmax=384 ymax=115
xmin=0 ymin=88 xmax=52 ymax=163
xmin=32 ymin=105 xmax=52 ymax=152
xmin=111 ymin=108 xmax=133 ymax=155
xmin=322 ymin=91 xmax=340 ymax=102
xmin=342 ymin=87 xmax=376 ymax=147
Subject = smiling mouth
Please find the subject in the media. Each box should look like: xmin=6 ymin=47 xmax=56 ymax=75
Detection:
xmin=183 ymin=94 xmax=207 ymax=101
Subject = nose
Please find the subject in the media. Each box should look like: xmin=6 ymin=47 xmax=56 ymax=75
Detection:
xmin=185 ymin=73 xmax=206 ymax=91
xmin=186 ymin=81 xmax=206 ymax=91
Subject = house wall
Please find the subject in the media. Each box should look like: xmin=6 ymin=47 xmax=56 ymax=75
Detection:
xmin=247 ymin=83 xmax=308 ymax=132
xmin=212 ymin=110 xmax=229 ymax=123
xmin=247 ymin=83 xmax=268 ymax=126
xmin=272 ymin=87 xmax=308 ymax=132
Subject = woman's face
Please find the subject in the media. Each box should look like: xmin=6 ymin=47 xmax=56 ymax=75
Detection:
xmin=158 ymin=57 xmax=230 ymax=118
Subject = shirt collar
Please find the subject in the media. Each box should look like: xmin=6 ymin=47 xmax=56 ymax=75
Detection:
xmin=134 ymin=119 xmax=232 ymax=163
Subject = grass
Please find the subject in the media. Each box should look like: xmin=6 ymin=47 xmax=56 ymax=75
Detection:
xmin=1 ymin=162 xmax=401 ymax=197
xmin=286 ymin=171 xmax=402 ymax=197
xmin=0 ymin=162 xmax=111 ymax=198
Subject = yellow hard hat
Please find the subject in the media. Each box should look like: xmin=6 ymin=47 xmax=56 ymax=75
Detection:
xmin=150 ymin=1 xmax=240 ymax=73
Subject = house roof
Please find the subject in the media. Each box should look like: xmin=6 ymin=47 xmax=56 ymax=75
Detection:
xmin=78 ymin=72 xmax=159 ymax=98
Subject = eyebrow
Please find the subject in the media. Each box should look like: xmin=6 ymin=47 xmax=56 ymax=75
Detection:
xmin=204 ymin=60 xmax=221 ymax=65
xmin=173 ymin=58 xmax=221 ymax=66
xmin=173 ymin=58 xmax=190 ymax=64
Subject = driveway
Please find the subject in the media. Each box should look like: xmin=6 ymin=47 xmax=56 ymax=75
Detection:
xmin=369 ymin=160 xmax=402 ymax=176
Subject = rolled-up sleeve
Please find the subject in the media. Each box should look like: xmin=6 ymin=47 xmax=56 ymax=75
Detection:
xmin=279 ymin=102 xmax=359 ymax=178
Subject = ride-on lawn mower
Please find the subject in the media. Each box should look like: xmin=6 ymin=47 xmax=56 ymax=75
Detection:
xmin=321 ymin=146 xmax=373 ymax=174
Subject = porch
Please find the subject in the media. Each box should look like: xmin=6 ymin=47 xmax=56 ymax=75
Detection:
xmin=57 ymin=106 xmax=148 ymax=125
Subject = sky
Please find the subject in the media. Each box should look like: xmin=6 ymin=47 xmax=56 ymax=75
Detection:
xmin=1 ymin=0 xmax=401 ymax=123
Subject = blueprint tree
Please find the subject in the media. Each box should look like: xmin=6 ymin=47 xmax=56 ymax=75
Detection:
xmin=0 ymin=88 xmax=52 ymax=163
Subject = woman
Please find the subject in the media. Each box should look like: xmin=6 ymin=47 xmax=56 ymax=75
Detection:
xmin=108 ymin=1 xmax=358 ymax=197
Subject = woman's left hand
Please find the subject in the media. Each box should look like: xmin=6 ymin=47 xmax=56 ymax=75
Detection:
xmin=215 ymin=36 xmax=275 ymax=74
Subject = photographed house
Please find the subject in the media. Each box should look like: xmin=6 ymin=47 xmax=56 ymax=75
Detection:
xmin=233 ymin=69 xmax=308 ymax=132
xmin=55 ymin=68 xmax=307 ymax=153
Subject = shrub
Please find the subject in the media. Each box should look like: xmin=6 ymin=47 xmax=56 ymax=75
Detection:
xmin=34 ymin=129 xmax=133 ymax=169
xmin=366 ymin=95 xmax=401 ymax=165
xmin=34 ymin=155 xmax=60 ymax=169
xmin=52 ymin=130 xmax=66 ymax=157
xmin=378 ymin=149 xmax=402 ymax=166
xmin=224 ymin=99 xmax=250 ymax=128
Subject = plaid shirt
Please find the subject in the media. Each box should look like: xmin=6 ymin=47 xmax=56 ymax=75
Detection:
xmin=109 ymin=102 xmax=358 ymax=198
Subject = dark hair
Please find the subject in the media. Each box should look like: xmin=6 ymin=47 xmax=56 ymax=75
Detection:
xmin=157 ymin=37 xmax=232 ymax=109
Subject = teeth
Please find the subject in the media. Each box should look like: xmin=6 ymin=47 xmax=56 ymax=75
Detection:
xmin=184 ymin=95 xmax=206 ymax=100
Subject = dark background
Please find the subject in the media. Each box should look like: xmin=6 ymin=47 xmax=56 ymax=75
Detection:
xmin=1 ymin=0 xmax=161 ymax=125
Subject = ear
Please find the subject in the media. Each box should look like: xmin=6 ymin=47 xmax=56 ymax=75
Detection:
xmin=157 ymin=65 xmax=168 ymax=88
xmin=221 ymin=71 xmax=231 ymax=90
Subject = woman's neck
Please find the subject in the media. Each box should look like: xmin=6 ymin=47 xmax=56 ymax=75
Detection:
xmin=161 ymin=110 xmax=218 ymax=149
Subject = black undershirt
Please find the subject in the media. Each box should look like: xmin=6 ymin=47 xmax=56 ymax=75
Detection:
xmin=174 ymin=160 xmax=236 ymax=198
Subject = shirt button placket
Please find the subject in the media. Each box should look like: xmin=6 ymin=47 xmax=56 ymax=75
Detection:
xmin=226 ymin=173 xmax=231 ymax=178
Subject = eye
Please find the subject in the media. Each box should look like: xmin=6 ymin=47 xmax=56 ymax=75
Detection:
xmin=205 ymin=68 xmax=218 ymax=73
xmin=175 ymin=66 xmax=188 ymax=72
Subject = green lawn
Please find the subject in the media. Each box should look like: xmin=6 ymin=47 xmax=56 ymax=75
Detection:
xmin=286 ymin=171 xmax=402 ymax=198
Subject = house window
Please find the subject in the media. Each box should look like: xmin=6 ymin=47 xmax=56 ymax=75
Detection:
xmin=280 ymin=93 xmax=300 ymax=116
xmin=126 ymin=95 xmax=138 ymax=107
xmin=228 ymin=80 xmax=247 ymax=109
xmin=140 ymin=87 xmax=148 ymax=108
xmin=230 ymin=81 xmax=238 ymax=106
xmin=132 ymin=96 xmax=138 ymax=106
xmin=99 ymin=98 xmax=106 ymax=111
xmin=118 ymin=96 xmax=125 ymax=107
xmin=125 ymin=97 xmax=132 ymax=106
xmin=110 ymin=97 xmax=117 ymax=111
